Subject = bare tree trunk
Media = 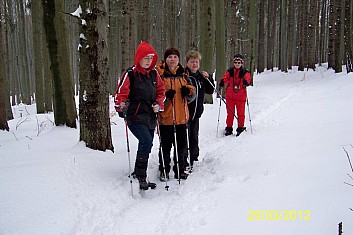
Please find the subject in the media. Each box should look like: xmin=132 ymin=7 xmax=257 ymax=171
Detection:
xmin=32 ymin=0 xmax=45 ymax=113
xmin=334 ymin=0 xmax=343 ymax=72
xmin=257 ymin=0 xmax=266 ymax=73
xmin=248 ymin=0 xmax=257 ymax=79
xmin=227 ymin=1 xmax=237 ymax=66
xmin=328 ymin=0 xmax=336 ymax=69
xmin=266 ymin=1 xmax=275 ymax=70
xmin=5 ymin=0 xmax=20 ymax=105
xmin=307 ymin=0 xmax=318 ymax=70
xmin=108 ymin=0 xmax=120 ymax=93
xmin=0 ymin=18 xmax=10 ymax=131
xmin=298 ymin=0 xmax=308 ymax=71
xmin=215 ymin=0 xmax=226 ymax=84
xmin=136 ymin=1 xmax=150 ymax=42
xmin=120 ymin=1 xmax=135 ymax=70
xmin=16 ymin=0 xmax=31 ymax=104
xmin=200 ymin=0 xmax=214 ymax=104
xmin=344 ymin=0 xmax=353 ymax=72
xmin=42 ymin=0 xmax=77 ymax=128
xmin=279 ymin=0 xmax=288 ymax=72
xmin=78 ymin=0 xmax=113 ymax=152
xmin=287 ymin=0 xmax=295 ymax=68
xmin=2 ymin=0 xmax=14 ymax=120
xmin=318 ymin=0 xmax=327 ymax=65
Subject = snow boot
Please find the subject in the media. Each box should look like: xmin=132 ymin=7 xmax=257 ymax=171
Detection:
xmin=159 ymin=171 xmax=169 ymax=182
xmin=174 ymin=172 xmax=189 ymax=180
xmin=236 ymin=127 xmax=246 ymax=136
xmin=225 ymin=126 xmax=233 ymax=136
xmin=137 ymin=177 xmax=149 ymax=190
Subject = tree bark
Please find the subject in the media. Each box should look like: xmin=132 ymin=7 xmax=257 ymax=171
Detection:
xmin=248 ymin=0 xmax=257 ymax=79
xmin=266 ymin=1 xmax=275 ymax=70
xmin=344 ymin=0 xmax=353 ymax=72
xmin=200 ymin=0 xmax=214 ymax=104
xmin=0 ymin=18 xmax=10 ymax=131
xmin=334 ymin=0 xmax=343 ymax=73
xmin=307 ymin=0 xmax=318 ymax=70
xmin=279 ymin=0 xmax=288 ymax=72
xmin=78 ymin=0 xmax=113 ymax=152
xmin=328 ymin=0 xmax=336 ymax=69
xmin=215 ymin=0 xmax=226 ymax=85
xmin=32 ymin=0 xmax=45 ymax=113
xmin=42 ymin=0 xmax=77 ymax=128
xmin=257 ymin=0 xmax=266 ymax=73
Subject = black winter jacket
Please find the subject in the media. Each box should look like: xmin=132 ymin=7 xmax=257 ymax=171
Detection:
xmin=186 ymin=68 xmax=214 ymax=121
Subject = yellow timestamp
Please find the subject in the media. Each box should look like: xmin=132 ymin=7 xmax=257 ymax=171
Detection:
xmin=248 ymin=210 xmax=311 ymax=221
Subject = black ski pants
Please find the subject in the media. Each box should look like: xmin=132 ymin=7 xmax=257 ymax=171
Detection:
xmin=189 ymin=117 xmax=200 ymax=164
xmin=158 ymin=124 xmax=187 ymax=174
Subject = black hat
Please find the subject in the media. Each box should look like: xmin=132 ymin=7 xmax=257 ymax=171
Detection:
xmin=164 ymin=47 xmax=180 ymax=60
xmin=233 ymin=53 xmax=244 ymax=61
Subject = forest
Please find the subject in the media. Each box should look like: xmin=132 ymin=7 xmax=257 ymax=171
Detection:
xmin=0 ymin=0 xmax=352 ymax=151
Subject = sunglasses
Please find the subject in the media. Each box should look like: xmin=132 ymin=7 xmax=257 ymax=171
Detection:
xmin=234 ymin=61 xmax=243 ymax=64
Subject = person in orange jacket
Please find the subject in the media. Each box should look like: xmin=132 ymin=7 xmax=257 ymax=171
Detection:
xmin=114 ymin=41 xmax=165 ymax=190
xmin=156 ymin=47 xmax=195 ymax=181
xmin=219 ymin=53 xmax=251 ymax=136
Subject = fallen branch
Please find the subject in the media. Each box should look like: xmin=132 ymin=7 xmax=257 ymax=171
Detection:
xmin=343 ymin=147 xmax=353 ymax=173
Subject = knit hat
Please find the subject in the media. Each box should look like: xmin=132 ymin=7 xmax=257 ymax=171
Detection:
xmin=164 ymin=47 xmax=180 ymax=61
xmin=134 ymin=41 xmax=158 ymax=71
xmin=233 ymin=53 xmax=244 ymax=62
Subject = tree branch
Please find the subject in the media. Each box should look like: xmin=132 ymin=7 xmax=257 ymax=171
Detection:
xmin=343 ymin=147 xmax=353 ymax=173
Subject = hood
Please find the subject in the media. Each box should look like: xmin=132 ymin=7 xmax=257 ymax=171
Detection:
xmin=134 ymin=42 xmax=158 ymax=73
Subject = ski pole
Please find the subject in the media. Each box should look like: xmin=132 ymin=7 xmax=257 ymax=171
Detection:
xmin=123 ymin=112 xmax=134 ymax=197
xmin=171 ymin=98 xmax=181 ymax=184
xmin=204 ymin=77 xmax=238 ymax=121
xmin=156 ymin=115 xmax=170 ymax=191
xmin=183 ymin=97 xmax=192 ymax=172
xmin=246 ymin=97 xmax=253 ymax=134
xmin=216 ymin=88 xmax=222 ymax=138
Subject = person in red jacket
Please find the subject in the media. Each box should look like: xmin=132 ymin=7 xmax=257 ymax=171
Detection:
xmin=219 ymin=53 xmax=251 ymax=136
xmin=114 ymin=41 xmax=165 ymax=190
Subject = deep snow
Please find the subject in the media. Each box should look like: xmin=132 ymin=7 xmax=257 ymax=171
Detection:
xmin=1 ymin=66 xmax=353 ymax=235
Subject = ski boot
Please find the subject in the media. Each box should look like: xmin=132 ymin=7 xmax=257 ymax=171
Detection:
xmin=138 ymin=177 xmax=156 ymax=190
xmin=236 ymin=127 xmax=246 ymax=137
xmin=225 ymin=126 xmax=233 ymax=136
xmin=159 ymin=172 xmax=169 ymax=182
xmin=174 ymin=172 xmax=189 ymax=180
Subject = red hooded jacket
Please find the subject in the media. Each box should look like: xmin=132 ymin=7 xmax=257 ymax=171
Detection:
xmin=114 ymin=42 xmax=165 ymax=128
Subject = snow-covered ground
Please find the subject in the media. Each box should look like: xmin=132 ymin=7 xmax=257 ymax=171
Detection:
xmin=1 ymin=66 xmax=352 ymax=235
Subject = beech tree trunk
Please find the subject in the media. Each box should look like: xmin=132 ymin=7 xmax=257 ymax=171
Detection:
xmin=78 ymin=0 xmax=113 ymax=152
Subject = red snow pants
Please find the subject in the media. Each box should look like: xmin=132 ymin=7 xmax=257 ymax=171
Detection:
xmin=225 ymin=98 xmax=246 ymax=128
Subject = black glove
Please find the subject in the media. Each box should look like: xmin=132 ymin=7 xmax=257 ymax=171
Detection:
xmin=118 ymin=111 xmax=125 ymax=118
xmin=243 ymin=79 xmax=249 ymax=86
xmin=180 ymin=86 xmax=190 ymax=97
xmin=219 ymin=79 xmax=225 ymax=87
xmin=165 ymin=89 xmax=176 ymax=99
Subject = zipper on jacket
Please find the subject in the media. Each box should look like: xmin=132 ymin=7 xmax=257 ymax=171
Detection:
xmin=190 ymin=76 xmax=199 ymax=121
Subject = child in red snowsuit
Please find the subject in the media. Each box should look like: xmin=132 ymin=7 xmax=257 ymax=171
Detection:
xmin=219 ymin=53 xmax=251 ymax=136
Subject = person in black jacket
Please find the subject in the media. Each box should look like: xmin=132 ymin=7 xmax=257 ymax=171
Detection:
xmin=185 ymin=50 xmax=214 ymax=168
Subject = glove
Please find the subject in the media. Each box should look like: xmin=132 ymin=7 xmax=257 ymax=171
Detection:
xmin=180 ymin=86 xmax=190 ymax=97
xmin=152 ymin=103 xmax=160 ymax=113
xmin=243 ymin=79 xmax=249 ymax=86
xmin=165 ymin=89 xmax=176 ymax=100
xmin=219 ymin=79 xmax=224 ymax=87
xmin=116 ymin=101 xmax=129 ymax=118
xmin=117 ymin=110 xmax=125 ymax=118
